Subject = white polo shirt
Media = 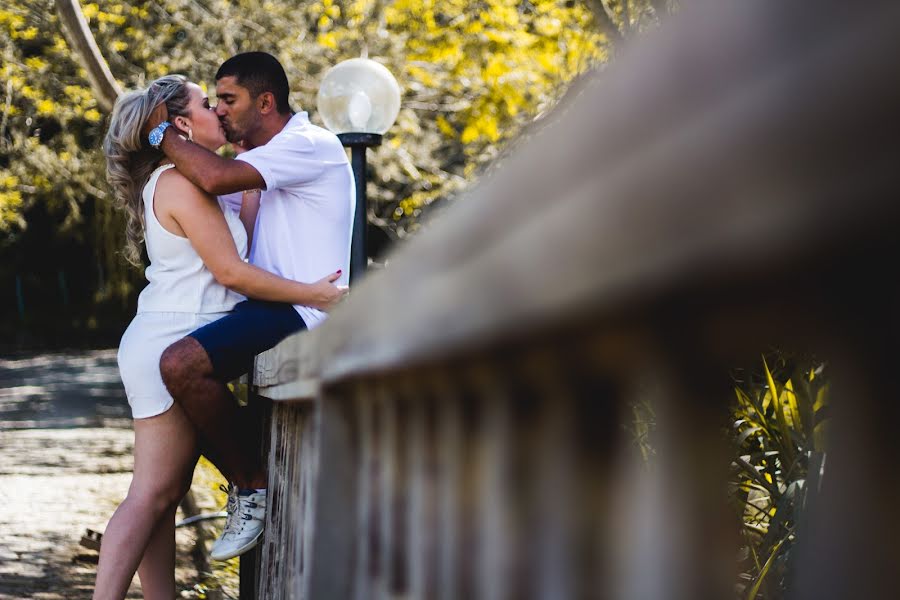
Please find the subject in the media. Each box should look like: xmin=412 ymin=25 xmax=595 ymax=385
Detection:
xmin=236 ymin=112 xmax=354 ymax=328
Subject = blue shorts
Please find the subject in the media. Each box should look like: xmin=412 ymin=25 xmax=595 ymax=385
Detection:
xmin=189 ymin=299 xmax=306 ymax=382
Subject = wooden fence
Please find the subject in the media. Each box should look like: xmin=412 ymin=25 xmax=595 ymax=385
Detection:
xmin=240 ymin=0 xmax=900 ymax=597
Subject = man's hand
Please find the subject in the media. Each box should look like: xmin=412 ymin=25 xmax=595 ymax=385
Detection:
xmin=308 ymin=270 xmax=349 ymax=312
xmin=140 ymin=102 xmax=170 ymax=141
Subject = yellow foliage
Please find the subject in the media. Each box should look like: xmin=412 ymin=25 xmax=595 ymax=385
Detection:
xmin=36 ymin=99 xmax=55 ymax=115
xmin=0 ymin=189 xmax=24 ymax=232
xmin=460 ymin=124 xmax=479 ymax=144
xmin=82 ymin=3 xmax=99 ymax=20
xmin=406 ymin=65 xmax=438 ymax=88
xmin=534 ymin=16 xmax=562 ymax=36
xmin=0 ymin=9 xmax=21 ymax=28
xmin=3 ymin=0 xmax=611 ymax=288
xmin=436 ymin=115 xmax=456 ymax=137
xmin=24 ymin=57 xmax=47 ymax=71
xmin=361 ymin=0 xmax=605 ymax=154
xmin=317 ymin=31 xmax=338 ymax=49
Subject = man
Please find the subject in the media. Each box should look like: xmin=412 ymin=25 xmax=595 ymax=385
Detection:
xmin=143 ymin=52 xmax=354 ymax=560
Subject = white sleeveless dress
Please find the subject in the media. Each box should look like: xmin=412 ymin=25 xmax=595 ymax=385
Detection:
xmin=117 ymin=164 xmax=248 ymax=418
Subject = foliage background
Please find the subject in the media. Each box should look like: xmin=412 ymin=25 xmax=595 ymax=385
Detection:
xmin=0 ymin=0 xmax=627 ymax=348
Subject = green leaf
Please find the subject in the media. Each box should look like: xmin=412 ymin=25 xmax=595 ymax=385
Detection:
xmin=747 ymin=536 xmax=787 ymax=600
xmin=763 ymin=355 xmax=796 ymax=469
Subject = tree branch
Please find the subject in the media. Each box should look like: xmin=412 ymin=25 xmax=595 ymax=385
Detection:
xmin=54 ymin=0 xmax=122 ymax=113
xmin=587 ymin=0 xmax=625 ymax=45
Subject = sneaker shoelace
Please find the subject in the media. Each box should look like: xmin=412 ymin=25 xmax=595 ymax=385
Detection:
xmin=219 ymin=483 xmax=241 ymax=537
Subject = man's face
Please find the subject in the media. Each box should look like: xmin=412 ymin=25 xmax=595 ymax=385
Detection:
xmin=214 ymin=76 xmax=261 ymax=145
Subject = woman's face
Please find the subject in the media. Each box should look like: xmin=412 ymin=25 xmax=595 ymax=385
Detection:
xmin=175 ymin=83 xmax=226 ymax=151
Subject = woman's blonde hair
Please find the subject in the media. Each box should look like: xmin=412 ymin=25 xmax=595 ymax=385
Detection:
xmin=103 ymin=75 xmax=193 ymax=266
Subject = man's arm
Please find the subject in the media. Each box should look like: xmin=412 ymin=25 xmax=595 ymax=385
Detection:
xmin=158 ymin=127 xmax=266 ymax=195
xmin=142 ymin=103 xmax=266 ymax=195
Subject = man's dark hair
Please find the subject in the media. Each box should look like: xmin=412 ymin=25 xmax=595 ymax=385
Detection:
xmin=216 ymin=52 xmax=292 ymax=114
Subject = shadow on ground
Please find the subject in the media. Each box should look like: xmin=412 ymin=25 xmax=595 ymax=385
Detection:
xmin=0 ymin=350 xmax=131 ymax=430
xmin=0 ymin=350 xmax=231 ymax=599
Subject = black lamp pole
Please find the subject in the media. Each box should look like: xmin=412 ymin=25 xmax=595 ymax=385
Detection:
xmin=338 ymin=132 xmax=382 ymax=283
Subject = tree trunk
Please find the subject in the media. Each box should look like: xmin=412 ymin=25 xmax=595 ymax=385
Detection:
xmin=588 ymin=0 xmax=626 ymax=44
xmin=54 ymin=0 xmax=121 ymax=113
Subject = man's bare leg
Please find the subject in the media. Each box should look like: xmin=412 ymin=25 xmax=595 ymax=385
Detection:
xmin=159 ymin=337 xmax=266 ymax=489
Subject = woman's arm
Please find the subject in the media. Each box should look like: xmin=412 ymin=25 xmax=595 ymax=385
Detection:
xmin=158 ymin=173 xmax=346 ymax=310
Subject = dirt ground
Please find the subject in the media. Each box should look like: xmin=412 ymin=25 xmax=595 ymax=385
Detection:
xmin=0 ymin=350 xmax=237 ymax=599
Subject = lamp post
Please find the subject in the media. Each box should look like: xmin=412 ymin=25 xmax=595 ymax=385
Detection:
xmin=318 ymin=58 xmax=401 ymax=283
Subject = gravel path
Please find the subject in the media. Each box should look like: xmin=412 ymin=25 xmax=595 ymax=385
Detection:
xmin=0 ymin=350 xmax=232 ymax=599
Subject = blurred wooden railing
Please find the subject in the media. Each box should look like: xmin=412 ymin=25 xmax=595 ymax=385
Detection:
xmin=241 ymin=0 xmax=900 ymax=598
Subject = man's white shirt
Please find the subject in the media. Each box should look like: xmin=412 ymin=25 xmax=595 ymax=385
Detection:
xmin=234 ymin=111 xmax=354 ymax=329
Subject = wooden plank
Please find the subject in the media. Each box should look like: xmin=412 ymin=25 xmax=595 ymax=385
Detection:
xmin=376 ymin=389 xmax=397 ymax=599
xmin=791 ymin=298 xmax=900 ymax=600
xmin=353 ymin=387 xmax=374 ymax=600
xmin=298 ymin=401 xmax=319 ymax=596
xmin=304 ymin=391 xmax=357 ymax=599
xmin=253 ymin=331 xmax=320 ymax=390
xmin=524 ymin=353 xmax=575 ymax=600
xmin=406 ymin=390 xmax=427 ymax=599
xmin=256 ymin=379 xmax=319 ymax=403
xmin=436 ymin=381 xmax=462 ymax=600
xmin=257 ymin=402 xmax=317 ymax=600
xmin=472 ymin=367 xmax=512 ymax=600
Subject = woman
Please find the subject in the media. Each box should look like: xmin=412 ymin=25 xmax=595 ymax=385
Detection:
xmin=95 ymin=75 xmax=343 ymax=599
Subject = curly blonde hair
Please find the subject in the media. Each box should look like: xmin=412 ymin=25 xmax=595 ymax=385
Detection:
xmin=102 ymin=75 xmax=193 ymax=266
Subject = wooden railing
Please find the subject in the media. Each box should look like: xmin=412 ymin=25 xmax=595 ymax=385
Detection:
xmin=241 ymin=0 xmax=900 ymax=597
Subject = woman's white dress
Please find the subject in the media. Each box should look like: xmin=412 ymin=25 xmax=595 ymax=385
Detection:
xmin=117 ymin=164 xmax=247 ymax=418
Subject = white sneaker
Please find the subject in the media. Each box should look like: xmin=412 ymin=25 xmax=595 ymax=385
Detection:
xmin=209 ymin=485 xmax=266 ymax=561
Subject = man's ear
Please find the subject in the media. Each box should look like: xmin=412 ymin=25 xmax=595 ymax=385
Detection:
xmin=258 ymin=92 xmax=276 ymax=115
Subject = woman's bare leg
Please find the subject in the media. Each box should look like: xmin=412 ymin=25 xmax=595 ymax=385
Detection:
xmin=93 ymin=403 xmax=198 ymax=600
xmin=134 ymin=504 xmax=177 ymax=599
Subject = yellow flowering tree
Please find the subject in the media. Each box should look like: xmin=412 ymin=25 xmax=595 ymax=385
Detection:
xmin=1 ymin=0 xmax=633 ymax=341
xmin=310 ymin=0 xmax=606 ymax=232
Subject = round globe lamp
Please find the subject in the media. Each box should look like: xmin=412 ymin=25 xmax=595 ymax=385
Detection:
xmin=318 ymin=59 xmax=401 ymax=281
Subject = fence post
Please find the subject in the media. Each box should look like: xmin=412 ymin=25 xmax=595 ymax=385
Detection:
xmin=240 ymin=361 xmax=263 ymax=600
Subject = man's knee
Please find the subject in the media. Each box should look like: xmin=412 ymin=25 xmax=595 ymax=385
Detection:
xmin=159 ymin=337 xmax=213 ymax=396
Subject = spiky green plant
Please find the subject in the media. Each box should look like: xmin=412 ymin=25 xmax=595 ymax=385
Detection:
xmin=730 ymin=353 xmax=829 ymax=599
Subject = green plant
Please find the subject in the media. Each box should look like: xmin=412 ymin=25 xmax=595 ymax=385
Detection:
xmin=730 ymin=353 xmax=829 ymax=599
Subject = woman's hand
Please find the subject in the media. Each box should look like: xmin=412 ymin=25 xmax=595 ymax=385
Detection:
xmin=308 ymin=270 xmax=349 ymax=312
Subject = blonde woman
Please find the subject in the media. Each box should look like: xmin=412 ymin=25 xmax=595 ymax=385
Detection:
xmin=96 ymin=75 xmax=344 ymax=600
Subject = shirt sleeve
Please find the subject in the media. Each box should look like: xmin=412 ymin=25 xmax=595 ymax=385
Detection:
xmin=235 ymin=128 xmax=326 ymax=191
